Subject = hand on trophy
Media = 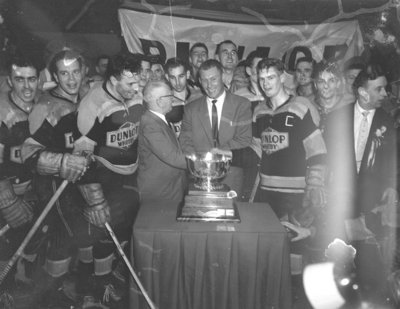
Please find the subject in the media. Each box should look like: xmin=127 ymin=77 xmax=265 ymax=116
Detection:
xmin=210 ymin=148 xmax=232 ymax=160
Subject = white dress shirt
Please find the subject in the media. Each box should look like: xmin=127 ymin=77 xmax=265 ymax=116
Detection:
xmin=206 ymin=91 xmax=226 ymax=129
xmin=150 ymin=110 xmax=168 ymax=125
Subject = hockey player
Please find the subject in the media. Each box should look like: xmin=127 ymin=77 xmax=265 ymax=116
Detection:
xmin=253 ymin=58 xmax=327 ymax=242
xmin=164 ymin=57 xmax=202 ymax=137
xmin=20 ymin=49 xmax=92 ymax=306
xmin=0 ymin=54 xmax=39 ymax=297
xmin=74 ymin=53 xmax=144 ymax=303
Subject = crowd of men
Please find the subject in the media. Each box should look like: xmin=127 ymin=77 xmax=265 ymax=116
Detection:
xmin=0 ymin=39 xmax=399 ymax=308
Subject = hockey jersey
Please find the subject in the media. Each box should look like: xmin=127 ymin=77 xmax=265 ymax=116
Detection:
xmin=254 ymin=95 xmax=326 ymax=193
xmin=76 ymin=82 xmax=145 ymax=174
xmin=0 ymin=92 xmax=33 ymax=194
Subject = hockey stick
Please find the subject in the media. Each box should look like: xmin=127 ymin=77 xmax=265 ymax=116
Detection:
xmin=105 ymin=222 xmax=157 ymax=309
xmin=0 ymin=180 xmax=69 ymax=285
xmin=0 ymin=224 xmax=10 ymax=238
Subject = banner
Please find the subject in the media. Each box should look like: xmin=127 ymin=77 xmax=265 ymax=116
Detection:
xmin=119 ymin=4 xmax=364 ymax=71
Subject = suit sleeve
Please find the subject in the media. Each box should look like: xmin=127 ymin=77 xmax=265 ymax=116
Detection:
xmin=179 ymin=104 xmax=195 ymax=155
xmin=225 ymin=98 xmax=252 ymax=150
xmin=143 ymin=122 xmax=187 ymax=169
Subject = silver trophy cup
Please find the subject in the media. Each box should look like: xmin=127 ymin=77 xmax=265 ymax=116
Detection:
xmin=186 ymin=152 xmax=231 ymax=191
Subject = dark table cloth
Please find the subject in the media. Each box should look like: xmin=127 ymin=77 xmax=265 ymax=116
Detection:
xmin=129 ymin=200 xmax=291 ymax=309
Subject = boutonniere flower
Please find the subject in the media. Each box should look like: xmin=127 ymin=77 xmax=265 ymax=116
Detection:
xmin=367 ymin=125 xmax=387 ymax=168
xmin=375 ymin=126 xmax=386 ymax=138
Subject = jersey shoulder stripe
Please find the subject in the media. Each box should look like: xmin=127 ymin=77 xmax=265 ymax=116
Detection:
xmin=78 ymin=85 xmax=129 ymax=136
xmin=0 ymin=93 xmax=28 ymax=128
xmin=29 ymin=91 xmax=76 ymax=134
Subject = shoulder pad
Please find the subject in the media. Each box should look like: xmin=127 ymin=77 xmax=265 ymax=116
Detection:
xmin=279 ymin=96 xmax=320 ymax=125
xmin=0 ymin=93 xmax=29 ymax=128
xmin=0 ymin=93 xmax=14 ymax=127
xmin=29 ymin=92 xmax=76 ymax=134
xmin=78 ymin=85 xmax=124 ymax=136
xmin=253 ymin=103 xmax=272 ymax=121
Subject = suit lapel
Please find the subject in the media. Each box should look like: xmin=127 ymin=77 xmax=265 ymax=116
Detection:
xmin=198 ymin=97 xmax=214 ymax=145
xmin=219 ymin=92 xmax=234 ymax=146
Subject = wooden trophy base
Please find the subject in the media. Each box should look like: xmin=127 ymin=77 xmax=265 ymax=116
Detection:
xmin=176 ymin=183 xmax=240 ymax=222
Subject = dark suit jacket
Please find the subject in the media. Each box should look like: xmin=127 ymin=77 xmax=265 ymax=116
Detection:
xmin=179 ymin=91 xmax=252 ymax=155
xmin=138 ymin=110 xmax=187 ymax=202
xmin=324 ymin=103 xmax=396 ymax=223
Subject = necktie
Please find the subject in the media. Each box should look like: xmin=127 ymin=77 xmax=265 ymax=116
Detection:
xmin=356 ymin=111 xmax=369 ymax=171
xmin=211 ymin=99 xmax=219 ymax=147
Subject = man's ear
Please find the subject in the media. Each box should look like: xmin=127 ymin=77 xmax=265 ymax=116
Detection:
xmin=215 ymin=54 xmax=220 ymax=62
xmin=53 ymin=73 xmax=59 ymax=84
xmin=358 ymin=87 xmax=369 ymax=102
xmin=245 ymin=66 xmax=252 ymax=77
xmin=279 ymin=72 xmax=285 ymax=85
xmin=7 ymin=76 xmax=12 ymax=88
xmin=109 ymin=75 xmax=118 ymax=86
xmin=186 ymin=70 xmax=190 ymax=80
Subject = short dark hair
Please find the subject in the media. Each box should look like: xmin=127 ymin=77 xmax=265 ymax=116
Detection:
xmin=148 ymin=55 xmax=164 ymax=66
xmin=245 ymin=50 xmax=268 ymax=68
xmin=257 ymin=58 xmax=285 ymax=75
xmin=95 ymin=54 xmax=110 ymax=66
xmin=312 ymin=61 xmax=342 ymax=80
xmin=105 ymin=53 xmax=141 ymax=81
xmin=164 ymin=57 xmax=188 ymax=73
xmin=8 ymin=53 xmax=39 ymax=76
xmin=49 ymin=49 xmax=84 ymax=76
xmin=189 ymin=42 xmax=208 ymax=55
xmin=215 ymin=40 xmax=237 ymax=55
xmin=198 ymin=59 xmax=223 ymax=75
xmin=130 ymin=53 xmax=151 ymax=65
xmin=295 ymin=56 xmax=316 ymax=69
xmin=353 ymin=63 xmax=386 ymax=91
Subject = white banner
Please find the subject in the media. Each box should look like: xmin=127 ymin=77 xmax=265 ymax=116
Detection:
xmin=118 ymin=4 xmax=364 ymax=71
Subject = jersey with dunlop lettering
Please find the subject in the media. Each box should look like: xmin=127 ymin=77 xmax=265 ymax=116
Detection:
xmin=76 ymin=82 xmax=145 ymax=174
xmin=254 ymin=95 xmax=326 ymax=193
xmin=0 ymin=92 xmax=33 ymax=194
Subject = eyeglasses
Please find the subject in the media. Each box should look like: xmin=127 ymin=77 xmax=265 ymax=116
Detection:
xmin=157 ymin=95 xmax=185 ymax=106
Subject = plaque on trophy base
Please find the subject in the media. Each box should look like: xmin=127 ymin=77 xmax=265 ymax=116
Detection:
xmin=176 ymin=152 xmax=240 ymax=222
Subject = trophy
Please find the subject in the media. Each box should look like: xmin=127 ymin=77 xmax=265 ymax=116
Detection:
xmin=176 ymin=152 xmax=240 ymax=222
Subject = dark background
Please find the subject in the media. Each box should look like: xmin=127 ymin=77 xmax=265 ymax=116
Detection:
xmin=0 ymin=0 xmax=399 ymax=81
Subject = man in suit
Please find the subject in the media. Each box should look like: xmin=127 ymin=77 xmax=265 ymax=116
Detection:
xmin=179 ymin=59 xmax=252 ymax=196
xmin=138 ymin=80 xmax=187 ymax=203
xmin=324 ymin=63 xmax=397 ymax=300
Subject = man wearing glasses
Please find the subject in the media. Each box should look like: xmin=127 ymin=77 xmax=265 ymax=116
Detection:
xmin=138 ymin=80 xmax=187 ymax=202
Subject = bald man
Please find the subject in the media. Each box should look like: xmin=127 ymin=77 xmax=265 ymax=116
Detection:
xmin=138 ymin=80 xmax=188 ymax=202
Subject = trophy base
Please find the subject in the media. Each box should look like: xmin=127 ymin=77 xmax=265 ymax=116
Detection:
xmin=177 ymin=184 xmax=240 ymax=222
xmin=188 ymin=183 xmax=231 ymax=196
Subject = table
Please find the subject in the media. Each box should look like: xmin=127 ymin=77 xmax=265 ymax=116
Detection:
xmin=129 ymin=200 xmax=291 ymax=309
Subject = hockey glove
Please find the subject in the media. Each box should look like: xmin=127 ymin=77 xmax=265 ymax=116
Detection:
xmin=0 ymin=178 xmax=33 ymax=228
xmin=78 ymin=183 xmax=111 ymax=228
xmin=303 ymin=164 xmax=328 ymax=209
xmin=37 ymin=151 xmax=89 ymax=183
